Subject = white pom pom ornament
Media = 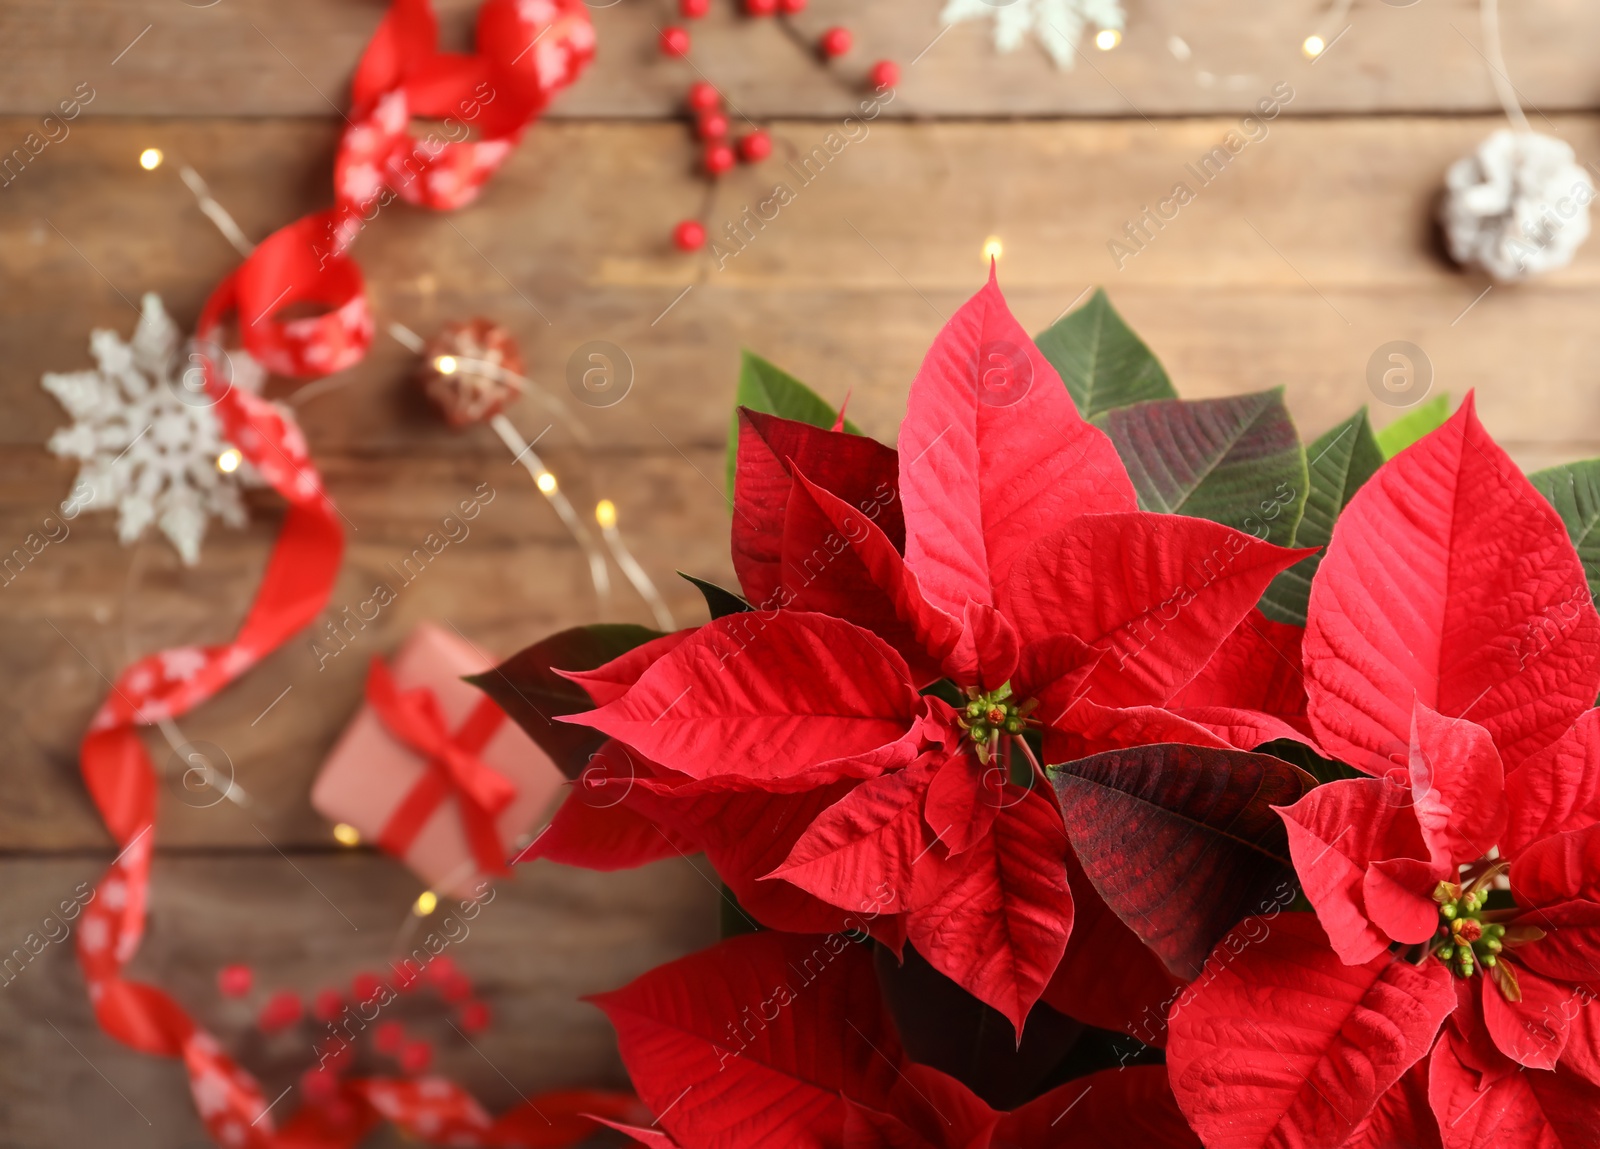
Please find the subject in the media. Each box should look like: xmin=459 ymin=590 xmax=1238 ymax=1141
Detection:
xmin=1441 ymin=129 xmax=1594 ymax=282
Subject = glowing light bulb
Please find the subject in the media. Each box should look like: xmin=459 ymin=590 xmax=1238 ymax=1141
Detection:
xmin=982 ymin=235 xmax=1004 ymax=264
xmin=413 ymin=890 xmax=438 ymax=916
xmin=332 ymin=822 xmax=361 ymax=847
xmin=434 ymin=355 xmax=459 ymax=375
xmin=536 ymin=471 xmax=558 ymax=495
xmin=1095 ymin=28 xmax=1121 ymax=51
xmin=595 ymin=499 xmax=617 ymax=530
xmin=1302 ymin=34 xmax=1325 ymax=58
xmin=216 ymin=447 xmax=242 ymax=474
xmin=139 ymin=148 xmax=164 ymax=171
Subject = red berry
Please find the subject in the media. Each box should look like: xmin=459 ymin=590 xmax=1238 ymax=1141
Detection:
xmin=869 ymin=60 xmax=900 ymax=90
xmin=217 ymin=963 xmax=253 ymax=998
xmin=351 ymin=971 xmax=385 ymax=1005
xmin=737 ymin=130 xmax=772 ymax=162
xmin=744 ymin=0 xmax=777 ymax=14
xmin=686 ymin=80 xmax=720 ymax=114
xmin=258 ymin=990 xmax=303 ymax=1033
xmin=697 ymin=111 xmax=730 ymax=140
xmin=313 ymin=988 xmax=344 ymax=1023
xmin=778 ymin=0 xmax=806 ymax=11
xmin=819 ymin=26 xmax=852 ymax=58
xmin=437 ymin=971 xmax=473 ymax=1004
xmin=459 ymin=1000 xmax=491 ymax=1034
xmin=300 ymin=1067 xmax=339 ymax=1106
xmin=425 ymin=956 xmax=460 ymax=986
xmin=315 ymin=1035 xmax=354 ymax=1070
xmin=659 ymin=26 xmax=691 ymax=57
xmin=399 ymin=1039 xmax=433 ymax=1075
xmin=673 ymin=220 xmax=706 ymax=251
xmin=374 ymin=1020 xmax=406 ymax=1055
xmin=680 ymin=0 xmax=710 ymax=16
xmin=704 ymin=142 xmax=736 ymax=176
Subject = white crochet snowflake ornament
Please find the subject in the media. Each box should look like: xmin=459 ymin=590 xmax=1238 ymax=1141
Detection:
xmin=1441 ymin=129 xmax=1594 ymax=282
xmin=43 ymin=293 xmax=278 ymax=566
xmin=940 ymin=0 xmax=1125 ymax=71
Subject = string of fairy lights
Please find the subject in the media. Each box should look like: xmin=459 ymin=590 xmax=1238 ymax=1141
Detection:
xmin=130 ymin=148 xmax=677 ymax=917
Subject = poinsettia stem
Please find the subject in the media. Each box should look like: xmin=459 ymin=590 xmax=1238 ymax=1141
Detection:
xmin=1013 ymin=735 xmax=1050 ymax=791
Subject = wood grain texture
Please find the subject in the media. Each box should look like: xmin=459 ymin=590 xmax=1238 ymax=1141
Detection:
xmin=7 ymin=116 xmax=1600 ymax=461
xmin=8 ymin=5 xmax=1600 ymax=1140
xmin=0 ymin=853 xmax=716 ymax=1147
xmin=3 ymin=0 xmax=1600 ymax=119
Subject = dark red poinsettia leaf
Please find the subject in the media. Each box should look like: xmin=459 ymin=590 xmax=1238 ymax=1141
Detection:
xmin=558 ymin=630 xmax=695 ymax=707
xmin=897 ymin=270 xmax=1136 ymax=619
xmin=872 ymin=942 xmax=1082 ymax=1112
xmin=780 ymin=471 xmax=957 ymax=683
xmin=1167 ymin=913 xmax=1456 ymax=1149
xmin=770 ymin=756 xmax=937 ymax=914
xmin=906 ymin=787 xmax=1075 ymax=1035
xmin=1052 ymin=742 xmax=1315 ymax=978
xmin=591 ymin=932 xmax=903 ymax=1149
xmin=1304 ymin=394 xmax=1600 ymax=777
xmin=1428 ymin=1024 xmax=1600 ymax=1149
xmin=1000 ymin=512 xmax=1313 ymax=709
xmin=732 ymin=407 xmax=903 ymax=609
xmin=1337 ymin=1063 xmax=1441 ymax=1149
xmin=994 ymin=1065 xmax=1201 ymax=1149
xmin=1505 ymin=708 xmax=1600 ymax=857
xmin=572 ymin=611 xmax=920 ymax=788
xmin=1276 ymin=775 xmax=1437 ymax=965
xmin=1042 ymin=845 xmax=1183 ymax=1047
xmin=1512 ymin=822 xmax=1600 ymax=907
xmin=468 ymin=623 xmax=667 ymax=779
xmin=1168 ymin=608 xmax=1309 ymax=732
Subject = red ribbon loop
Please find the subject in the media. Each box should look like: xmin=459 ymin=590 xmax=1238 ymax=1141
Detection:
xmin=366 ymin=657 xmax=516 ymax=876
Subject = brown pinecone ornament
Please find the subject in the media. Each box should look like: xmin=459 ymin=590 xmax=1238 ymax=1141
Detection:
xmin=417 ymin=319 xmax=526 ymax=428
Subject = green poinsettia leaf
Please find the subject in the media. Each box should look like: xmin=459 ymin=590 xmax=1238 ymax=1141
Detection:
xmin=466 ymin=623 xmax=663 ymax=780
xmin=679 ymin=571 xmax=751 ymax=619
xmin=1259 ymin=408 xmax=1383 ymax=626
xmin=1093 ymin=389 xmax=1309 ymax=547
xmin=1373 ymin=394 xmax=1450 ymax=458
xmin=725 ymin=351 xmax=859 ymax=498
xmin=1529 ymin=459 xmax=1600 ymax=600
xmin=1034 ymin=288 xmax=1176 ymax=419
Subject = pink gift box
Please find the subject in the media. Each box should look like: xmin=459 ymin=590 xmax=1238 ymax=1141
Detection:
xmin=311 ymin=622 xmax=565 ymax=898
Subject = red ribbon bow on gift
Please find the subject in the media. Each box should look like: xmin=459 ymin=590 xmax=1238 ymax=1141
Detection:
xmin=366 ymin=656 xmax=517 ymax=878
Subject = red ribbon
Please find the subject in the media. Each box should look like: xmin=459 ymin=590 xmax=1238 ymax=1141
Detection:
xmin=69 ymin=2 xmax=628 ymax=1146
xmin=366 ymin=657 xmax=516 ymax=877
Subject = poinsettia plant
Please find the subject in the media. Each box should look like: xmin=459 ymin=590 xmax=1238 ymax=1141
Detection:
xmin=475 ymin=272 xmax=1600 ymax=1149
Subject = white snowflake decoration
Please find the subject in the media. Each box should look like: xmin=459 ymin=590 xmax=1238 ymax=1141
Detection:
xmin=1440 ymin=129 xmax=1594 ymax=283
xmin=43 ymin=293 xmax=278 ymax=566
xmin=940 ymin=0 xmax=1125 ymax=71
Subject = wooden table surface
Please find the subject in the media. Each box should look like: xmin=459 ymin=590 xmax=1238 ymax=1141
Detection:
xmin=4 ymin=1 xmax=1600 ymax=1144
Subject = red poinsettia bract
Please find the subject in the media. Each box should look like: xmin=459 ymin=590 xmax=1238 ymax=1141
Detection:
xmin=590 ymin=930 xmax=1200 ymax=1149
xmin=556 ymin=272 xmax=1313 ymax=1031
xmin=1167 ymin=397 xmax=1600 ymax=1149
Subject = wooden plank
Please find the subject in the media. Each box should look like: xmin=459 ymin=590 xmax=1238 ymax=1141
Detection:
xmin=0 ymin=853 xmax=715 ymax=1145
xmin=3 ymin=0 xmax=1600 ymax=119
xmin=8 ymin=115 xmax=1600 ymax=461
xmin=0 ymin=446 xmax=735 ymax=851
